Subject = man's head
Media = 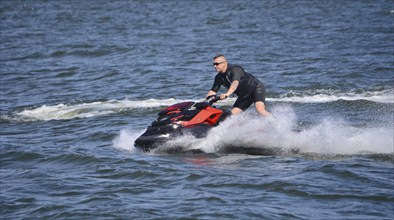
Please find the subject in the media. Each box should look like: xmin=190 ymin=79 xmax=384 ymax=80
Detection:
xmin=213 ymin=55 xmax=227 ymax=73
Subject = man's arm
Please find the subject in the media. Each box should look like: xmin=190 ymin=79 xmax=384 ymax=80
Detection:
xmin=206 ymin=74 xmax=221 ymax=99
xmin=206 ymin=90 xmax=217 ymax=98
xmin=221 ymin=80 xmax=239 ymax=100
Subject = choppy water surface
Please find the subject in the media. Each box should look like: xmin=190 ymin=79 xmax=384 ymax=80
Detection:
xmin=1 ymin=0 xmax=393 ymax=219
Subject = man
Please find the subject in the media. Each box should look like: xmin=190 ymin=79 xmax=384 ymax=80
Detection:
xmin=206 ymin=55 xmax=271 ymax=116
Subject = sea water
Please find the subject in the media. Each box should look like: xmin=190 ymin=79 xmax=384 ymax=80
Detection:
xmin=1 ymin=1 xmax=393 ymax=219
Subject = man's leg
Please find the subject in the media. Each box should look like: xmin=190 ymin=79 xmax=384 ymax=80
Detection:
xmin=231 ymin=107 xmax=243 ymax=115
xmin=255 ymin=101 xmax=271 ymax=117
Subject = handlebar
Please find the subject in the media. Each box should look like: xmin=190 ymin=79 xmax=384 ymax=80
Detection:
xmin=206 ymin=95 xmax=221 ymax=105
xmin=193 ymin=95 xmax=223 ymax=109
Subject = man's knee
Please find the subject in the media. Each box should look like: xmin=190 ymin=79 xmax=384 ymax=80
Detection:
xmin=231 ymin=107 xmax=243 ymax=115
xmin=255 ymin=101 xmax=271 ymax=116
xmin=255 ymin=101 xmax=266 ymax=110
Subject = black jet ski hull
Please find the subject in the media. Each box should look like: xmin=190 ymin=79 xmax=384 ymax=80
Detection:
xmin=135 ymin=124 xmax=213 ymax=152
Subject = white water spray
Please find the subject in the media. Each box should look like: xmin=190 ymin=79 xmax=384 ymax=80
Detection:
xmin=112 ymin=129 xmax=143 ymax=153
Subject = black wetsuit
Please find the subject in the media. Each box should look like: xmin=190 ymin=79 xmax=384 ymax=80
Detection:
xmin=210 ymin=64 xmax=267 ymax=111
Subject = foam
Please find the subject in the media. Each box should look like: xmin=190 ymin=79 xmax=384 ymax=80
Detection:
xmin=8 ymin=87 xmax=393 ymax=122
xmin=14 ymin=98 xmax=185 ymax=121
xmin=270 ymin=88 xmax=394 ymax=103
xmin=112 ymin=129 xmax=143 ymax=153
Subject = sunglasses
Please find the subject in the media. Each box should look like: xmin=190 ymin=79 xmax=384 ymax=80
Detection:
xmin=213 ymin=61 xmax=225 ymax=66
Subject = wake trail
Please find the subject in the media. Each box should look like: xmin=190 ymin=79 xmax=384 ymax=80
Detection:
xmin=4 ymin=87 xmax=392 ymax=122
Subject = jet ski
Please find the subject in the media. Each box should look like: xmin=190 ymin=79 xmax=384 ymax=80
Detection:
xmin=134 ymin=95 xmax=231 ymax=152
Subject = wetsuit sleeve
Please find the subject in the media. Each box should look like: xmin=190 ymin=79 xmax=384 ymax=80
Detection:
xmin=210 ymin=74 xmax=222 ymax=92
xmin=231 ymin=67 xmax=244 ymax=81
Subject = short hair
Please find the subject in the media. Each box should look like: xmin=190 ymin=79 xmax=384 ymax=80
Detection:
xmin=213 ymin=54 xmax=226 ymax=60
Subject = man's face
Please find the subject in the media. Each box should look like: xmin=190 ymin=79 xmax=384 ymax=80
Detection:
xmin=213 ymin=57 xmax=227 ymax=73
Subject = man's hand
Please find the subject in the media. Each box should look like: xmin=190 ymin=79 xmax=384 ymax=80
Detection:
xmin=206 ymin=90 xmax=217 ymax=99
xmin=220 ymin=94 xmax=228 ymax=100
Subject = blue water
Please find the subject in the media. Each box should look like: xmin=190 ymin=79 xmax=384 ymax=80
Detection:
xmin=1 ymin=0 xmax=393 ymax=219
